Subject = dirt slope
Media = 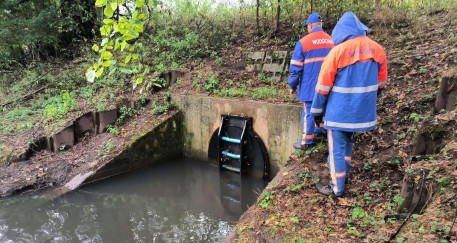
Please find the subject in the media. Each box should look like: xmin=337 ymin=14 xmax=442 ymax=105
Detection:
xmin=229 ymin=9 xmax=457 ymax=242
xmin=0 ymin=93 xmax=175 ymax=197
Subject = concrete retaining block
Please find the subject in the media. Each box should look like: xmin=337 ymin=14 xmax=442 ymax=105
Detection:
xmin=75 ymin=112 xmax=97 ymax=140
xmin=97 ymin=109 xmax=119 ymax=133
xmin=159 ymin=72 xmax=172 ymax=87
xmin=3 ymin=98 xmax=150 ymax=164
xmin=435 ymin=76 xmax=456 ymax=112
xmin=52 ymin=125 xmax=75 ymax=151
xmin=159 ymin=71 xmax=184 ymax=88
xmin=29 ymin=136 xmax=50 ymax=153
xmin=246 ymin=52 xmax=265 ymax=73
xmin=262 ymin=51 xmax=288 ymax=83
xmin=170 ymin=71 xmax=183 ymax=86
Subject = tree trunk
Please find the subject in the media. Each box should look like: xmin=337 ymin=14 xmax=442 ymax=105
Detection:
xmin=275 ymin=0 xmax=281 ymax=33
xmin=298 ymin=0 xmax=304 ymax=26
xmin=256 ymin=0 xmax=260 ymax=33
xmin=310 ymin=0 xmax=313 ymax=13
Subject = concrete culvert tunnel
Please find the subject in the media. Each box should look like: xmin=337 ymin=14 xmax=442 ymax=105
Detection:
xmin=208 ymin=115 xmax=270 ymax=179
xmin=172 ymin=94 xmax=303 ymax=176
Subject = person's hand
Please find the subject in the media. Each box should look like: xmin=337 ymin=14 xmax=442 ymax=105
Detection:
xmin=314 ymin=115 xmax=323 ymax=128
xmin=289 ymin=89 xmax=295 ymax=96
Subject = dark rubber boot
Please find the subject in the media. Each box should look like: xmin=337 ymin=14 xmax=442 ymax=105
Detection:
xmin=293 ymin=142 xmax=314 ymax=150
xmin=316 ymin=184 xmax=337 ymax=198
xmin=315 ymin=132 xmax=327 ymax=141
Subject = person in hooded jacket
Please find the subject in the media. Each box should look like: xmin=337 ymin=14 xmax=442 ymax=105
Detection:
xmin=288 ymin=13 xmax=334 ymax=150
xmin=311 ymin=12 xmax=387 ymax=197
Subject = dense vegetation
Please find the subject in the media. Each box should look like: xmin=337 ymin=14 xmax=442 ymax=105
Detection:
xmin=0 ymin=0 xmax=97 ymax=68
xmin=0 ymin=0 xmax=454 ymax=159
xmin=0 ymin=0 xmax=456 ymax=241
xmin=0 ymin=0 xmax=454 ymax=140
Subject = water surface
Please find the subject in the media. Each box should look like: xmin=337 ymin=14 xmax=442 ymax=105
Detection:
xmin=0 ymin=159 xmax=267 ymax=242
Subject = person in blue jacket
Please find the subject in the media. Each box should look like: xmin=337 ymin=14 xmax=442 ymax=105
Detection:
xmin=312 ymin=12 xmax=388 ymax=197
xmin=288 ymin=13 xmax=334 ymax=150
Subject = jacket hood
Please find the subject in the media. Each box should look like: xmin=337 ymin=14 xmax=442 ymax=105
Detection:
xmin=331 ymin=12 xmax=369 ymax=45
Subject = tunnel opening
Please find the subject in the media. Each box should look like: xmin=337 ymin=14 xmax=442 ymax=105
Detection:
xmin=208 ymin=115 xmax=270 ymax=180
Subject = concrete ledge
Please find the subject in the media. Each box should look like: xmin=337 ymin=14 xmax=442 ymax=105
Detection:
xmin=82 ymin=111 xmax=183 ymax=185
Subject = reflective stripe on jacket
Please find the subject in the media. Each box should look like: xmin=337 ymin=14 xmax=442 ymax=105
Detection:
xmin=311 ymin=12 xmax=387 ymax=132
xmin=288 ymin=27 xmax=333 ymax=102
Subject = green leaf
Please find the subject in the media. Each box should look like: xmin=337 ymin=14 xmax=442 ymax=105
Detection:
xmin=123 ymin=30 xmax=139 ymax=41
xmin=101 ymin=50 xmax=113 ymax=60
xmin=110 ymin=2 xmax=118 ymax=11
xmin=352 ymin=208 xmax=365 ymax=219
xmin=136 ymin=77 xmax=143 ymax=84
xmin=108 ymin=67 xmax=117 ymax=75
xmin=134 ymin=23 xmax=144 ymax=33
xmin=92 ymin=44 xmax=99 ymax=52
xmin=96 ymin=67 xmax=104 ymax=78
xmin=103 ymin=19 xmax=115 ymax=25
xmin=95 ymin=0 xmax=107 ymax=7
xmin=132 ymin=11 xmax=139 ymax=20
xmin=104 ymin=5 xmax=114 ymax=18
xmin=86 ymin=70 xmax=96 ymax=83
xmin=101 ymin=61 xmax=112 ymax=67
xmin=120 ymin=68 xmax=133 ymax=74
xmin=125 ymin=54 xmax=132 ymax=63
xmin=138 ymin=14 xmax=146 ymax=20
xmin=132 ymin=54 xmax=138 ymax=60
xmin=121 ymin=41 xmax=129 ymax=51
xmin=101 ymin=38 xmax=108 ymax=46
xmin=100 ymin=25 xmax=111 ymax=36
xmin=136 ymin=0 xmax=145 ymax=8
xmin=115 ymin=42 xmax=121 ymax=50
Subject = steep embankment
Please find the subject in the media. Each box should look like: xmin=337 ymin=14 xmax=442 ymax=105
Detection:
xmin=229 ymin=9 xmax=457 ymax=242
xmin=0 ymin=92 xmax=176 ymax=197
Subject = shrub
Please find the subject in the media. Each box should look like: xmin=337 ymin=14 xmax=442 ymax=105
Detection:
xmin=44 ymin=90 xmax=78 ymax=120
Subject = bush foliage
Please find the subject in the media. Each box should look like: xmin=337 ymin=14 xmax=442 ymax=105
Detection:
xmin=0 ymin=0 xmax=96 ymax=68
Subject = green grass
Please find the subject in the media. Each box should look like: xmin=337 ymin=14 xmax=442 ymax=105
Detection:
xmin=0 ymin=61 xmax=131 ymax=136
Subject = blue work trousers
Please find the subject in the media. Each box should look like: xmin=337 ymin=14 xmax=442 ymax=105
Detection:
xmin=327 ymin=130 xmax=353 ymax=196
xmin=301 ymin=101 xmax=324 ymax=145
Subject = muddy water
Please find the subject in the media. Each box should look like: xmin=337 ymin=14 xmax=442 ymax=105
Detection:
xmin=0 ymin=159 xmax=267 ymax=242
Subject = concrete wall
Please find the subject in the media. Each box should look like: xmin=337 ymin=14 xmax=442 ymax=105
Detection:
xmin=82 ymin=112 xmax=183 ymax=185
xmin=172 ymin=94 xmax=302 ymax=174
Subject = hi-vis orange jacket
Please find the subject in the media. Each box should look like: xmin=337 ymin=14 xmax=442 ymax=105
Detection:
xmin=311 ymin=12 xmax=387 ymax=132
xmin=288 ymin=27 xmax=333 ymax=102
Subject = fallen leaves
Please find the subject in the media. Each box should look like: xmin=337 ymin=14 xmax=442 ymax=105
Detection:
xmin=337 ymin=197 xmax=349 ymax=206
